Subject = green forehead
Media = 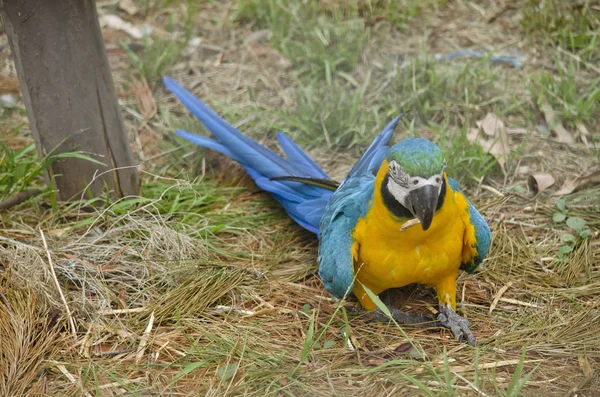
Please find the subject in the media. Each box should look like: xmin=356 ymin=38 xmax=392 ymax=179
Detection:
xmin=386 ymin=138 xmax=444 ymax=177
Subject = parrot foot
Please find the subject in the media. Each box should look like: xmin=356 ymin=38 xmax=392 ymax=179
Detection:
xmin=371 ymin=307 xmax=437 ymax=328
xmin=437 ymin=304 xmax=476 ymax=346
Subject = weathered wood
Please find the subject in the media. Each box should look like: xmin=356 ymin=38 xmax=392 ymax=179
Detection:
xmin=0 ymin=0 xmax=139 ymax=200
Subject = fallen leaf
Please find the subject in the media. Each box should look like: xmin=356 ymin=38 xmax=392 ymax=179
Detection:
xmin=393 ymin=342 xmax=415 ymax=355
xmin=477 ymin=112 xmax=503 ymax=137
xmin=539 ymin=99 xmax=575 ymax=144
xmin=136 ymin=128 xmax=160 ymax=158
xmin=552 ymin=170 xmax=600 ymax=196
xmin=118 ymin=0 xmax=138 ymax=16
xmin=93 ymin=343 xmax=133 ymax=356
xmin=468 ymin=113 xmax=510 ymax=171
xmin=576 ymin=122 xmax=590 ymax=147
xmin=553 ymin=179 xmax=579 ymax=196
xmin=131 ymin=77 xmax=157 ymax=119
xmin=578 ymin=355 xmax=593 ymax=377
xmin=367 ymin=341 xmax=424 ymax=362
xmin=45 ymin=310 xmax=61 ymax=330
xmin=100 ymin=15 xmax=143 ymax=39
xmin=527 ymin=173 xmax=556 ymax=194
xmin=576 ymin=122 xmax=590 ymax=138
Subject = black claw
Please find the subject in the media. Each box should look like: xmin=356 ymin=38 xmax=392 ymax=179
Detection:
xmin=437 ymin=305 xmax=476 ymax=346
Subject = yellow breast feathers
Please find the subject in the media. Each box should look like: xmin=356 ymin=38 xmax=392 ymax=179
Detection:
xmin=350 ymin=160 xmax=473 ymax=310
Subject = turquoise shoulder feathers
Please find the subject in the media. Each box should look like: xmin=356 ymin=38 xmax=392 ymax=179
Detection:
xmin=317 ymin=116 xmax=401 ymax=298
xmin=448 ymin=178 xmax=492 ymax=273
xmin=318 ymin=176 xmax=374 ymax=298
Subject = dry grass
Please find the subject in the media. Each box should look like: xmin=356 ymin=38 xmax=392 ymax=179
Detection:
xmin=0 ymin=289 xmax=64 ymax=396
xmin=1 ymin=0 xmax=600 ymax=395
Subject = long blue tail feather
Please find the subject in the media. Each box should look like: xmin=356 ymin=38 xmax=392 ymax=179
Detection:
xmin=164 ymin=76 xmax=400 ymax=233
xmin=175 ymin=130 xmax=241 ymax=161
xmin=164 ymin=77 xmax=303 ymax=178
xmin=276 ymin=131 xmax=329 ymax=179
xmin=165 ymin=76 xmax=333 ymax=232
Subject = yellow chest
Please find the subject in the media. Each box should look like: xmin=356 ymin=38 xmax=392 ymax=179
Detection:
xmin=351 ymin=174 xmax=468 ymax=290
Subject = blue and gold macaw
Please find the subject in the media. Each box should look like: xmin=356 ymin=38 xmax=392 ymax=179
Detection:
xmin=164 ymin=77 xmax=491 ymax=345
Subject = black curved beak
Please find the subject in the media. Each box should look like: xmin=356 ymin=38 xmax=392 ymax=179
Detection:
xmin=407 ymin=185 xmax=439 ymax=231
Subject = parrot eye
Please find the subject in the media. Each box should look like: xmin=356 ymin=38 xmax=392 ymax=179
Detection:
xmin=412 ymin=179 xmax=419 ymax=185
xmin=436 ymin=177 xmax=441 ymax=183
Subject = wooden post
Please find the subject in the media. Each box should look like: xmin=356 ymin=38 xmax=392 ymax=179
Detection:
xmin=0 ymin=0 xmax=139 ymax=200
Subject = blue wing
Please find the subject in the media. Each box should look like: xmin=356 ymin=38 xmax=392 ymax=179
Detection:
xmin=341 ymin=115 xmax=401 ymax=185
xmin=318 ymin=176 xmax=374 ymax=298
xmin=448 ymin=178 xmax=492 ymax=273
xmin=318 ymin=116 xmax=401 ymax=297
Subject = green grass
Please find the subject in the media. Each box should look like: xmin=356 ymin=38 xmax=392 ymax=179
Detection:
xmin=521 ymin=0 xmax=600 ymax=157
xmin=277 ymin=75 xmax=391 ymax=148
xmin=124 ymin=1 xmax=198 ymax=84
xmin=234 ymin=0 xmax=448 ymax=32
xmin=530 ymin=60 xmax=600 ymax=129
xmin=522 ymin=0 xmax=600 ymax=61
xmin=234 ymin=0 xmax=369 ymax=82
xmin=356 ymin=0 xmax=448 ymax=30
xmin=0 ymin=141 xmax=43 ymax=200
xmin=232 ymin=0 xmax=447 ymax=82
xmin=0 ymin=135 xmax=106 ymax=207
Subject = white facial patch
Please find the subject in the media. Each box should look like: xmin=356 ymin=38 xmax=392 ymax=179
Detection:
xmin=387 ymin=160 xmax=445 ymax=214
xmin=387 ymin=177 xmax=411 ymax=210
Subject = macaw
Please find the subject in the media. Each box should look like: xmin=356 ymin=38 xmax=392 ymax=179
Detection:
xmin=163 ymin=77 xmax=492 ymax=345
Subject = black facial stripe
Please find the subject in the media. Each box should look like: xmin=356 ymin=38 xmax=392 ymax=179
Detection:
xmin=381 ymin=174 xmax=447 ymax=219
xmin=436 ymin=177 xmax=446 ymax=211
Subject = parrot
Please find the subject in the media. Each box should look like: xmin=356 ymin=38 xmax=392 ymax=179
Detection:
xmin=163 ymin=76 xmax=492 ymax=345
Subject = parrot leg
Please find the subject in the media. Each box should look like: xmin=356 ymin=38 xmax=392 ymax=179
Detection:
xmin=434 ymin=273 xmax=476 ymax=345
xmin=437 ymin=304 xmax=476 ymax=346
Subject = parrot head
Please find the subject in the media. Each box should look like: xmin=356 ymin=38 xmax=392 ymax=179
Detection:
xmin=381 ymin=138 xmax=446 ymax=231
